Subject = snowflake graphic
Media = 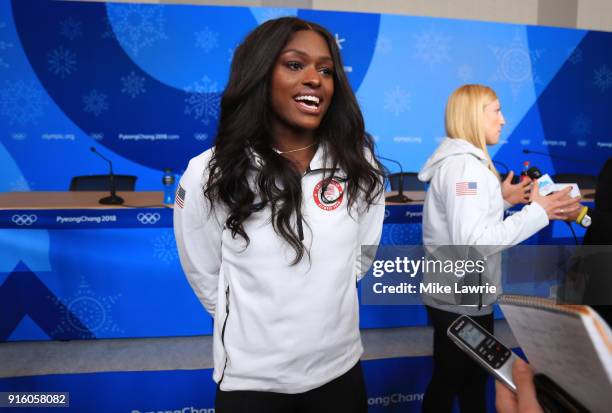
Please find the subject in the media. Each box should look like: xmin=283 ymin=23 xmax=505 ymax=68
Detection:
xmin=490 ymin=32 xmax=543 ymax=98
xmin=413 ymin=27 xmax=451 ymax=67
xmin=334 ymin=33 xmax=346 ymax=50
xmin=83 ymin=89 xmax=109 ymax=117
xmin=0 ymin=22 xmax=15 ymax=68
xmin=384 ymin=86 xmax=411 ymax=116
xmin=59 ymin=17 xmax=82 ymax=40
xmin=153 ymin=230 xmax=178 ymax=264
xmin=106 ymin=4 xmax=167 ymax=56
xmin=381 ymin=224 xmax=422 ymax=246
xmin=567 ymin=47 xmax=582 ymax=65
xmin=9 ymin=177 xmax=32 ymax=191
xmin=184 ymin=76 xmax=221 ymax=125
xmin=571 ymin=114 xmax=592 ymax=138
xmin=48 ymin=46 xmax=77 ymax=78
xmin=49 ymin=275 xmax=122 ymax=338
xmin=121 ymin=71 xmax=146 ymax=98
xmin=375 ymin=34 xmax=392 ymax=54
xmin=0 ymin=80 xmax=48 ymax=125
xmin=593 ymin=64 xmax=612 ymax=93
xmin=456 ymin=64 xmax=473 ymax=82
xmin=195 ymin=27 xmax=219 ymax=53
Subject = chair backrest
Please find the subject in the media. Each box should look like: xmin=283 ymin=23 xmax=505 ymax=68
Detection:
xmin=388 ymin=172 xmax=425 ymax=191
xmin=552 ymin=173 xmax=597 ymax=189
xmin=69 ymin=175 xmax=137 ymax=191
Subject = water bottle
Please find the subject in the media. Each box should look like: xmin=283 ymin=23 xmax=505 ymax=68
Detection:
xmin=519 ymin=161 xmax=530 ymax=182
xmin=162 ymin=168 xmax=175 ymax=204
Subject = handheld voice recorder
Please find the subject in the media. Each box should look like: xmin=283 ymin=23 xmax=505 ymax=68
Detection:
xmin=447 ymin=315 xmax=519 ymax=392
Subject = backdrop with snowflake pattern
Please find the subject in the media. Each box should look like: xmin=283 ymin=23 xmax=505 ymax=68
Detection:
xmin=1 ymin=0 xmax=611 ymax=341
xmin=1 ymin=0 xmax=611 ymax=191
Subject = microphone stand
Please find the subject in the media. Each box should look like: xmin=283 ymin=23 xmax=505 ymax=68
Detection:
xmin=90 ymin=147 xmax=124 ymax=205
xmin=378 ymin=155 xmax=412 ymax=203
xmin=521 ymin=149 xmax=590 ymax=163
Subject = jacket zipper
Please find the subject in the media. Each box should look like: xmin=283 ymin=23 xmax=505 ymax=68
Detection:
xmin=296 ymin=209 xmax=304 ymax=241
xmin=295 ymin=166 xmax=313 ymax=241
xmin=218 ymin=285 xmax=230 ymax=384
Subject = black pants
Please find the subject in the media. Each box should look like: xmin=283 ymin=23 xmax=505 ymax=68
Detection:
xmin=422 ymin=306 xmax=494 ymax=413
xmin=215 ymin=361 xmax=367 ymax=413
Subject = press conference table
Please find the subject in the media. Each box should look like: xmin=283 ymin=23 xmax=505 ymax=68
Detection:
xmin=0 ymin=191 xmax=429 ymax=230
xmin=0 ymin=191 xmax=168 ymax=210
xmin=0 ymin=190 xmax=595 ymax=342
xmin=0 ymin=190 xmax=429 ymax=210
xmin=0 ymin=189 xmax=594 ymax=210
xmin=0 ymin=189 xmax=594 ymax=229
xmin=0 ymin=191 xmax=429 ymax=341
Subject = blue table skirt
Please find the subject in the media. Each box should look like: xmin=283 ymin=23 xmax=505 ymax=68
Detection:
xmin=0 ymin=205 xmax=583 ymax=341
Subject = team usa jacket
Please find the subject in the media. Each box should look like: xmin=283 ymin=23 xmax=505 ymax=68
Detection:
xmin=417 ymin=138 xmax=549 ymax=315
xmin=173 ymin=146 xmax=385 ymax=393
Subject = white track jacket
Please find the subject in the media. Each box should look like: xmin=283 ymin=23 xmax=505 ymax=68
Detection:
xmin=418 ymin=138 xmax=549 ymax=314
xmin=174 ymin=146 xmax=385 ymax=393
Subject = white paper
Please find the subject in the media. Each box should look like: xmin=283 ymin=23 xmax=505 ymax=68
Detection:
xmin=500 ymin=303 xmax=612 ymax=412
xmin=552 ymin=183 xmax=581 ymax=198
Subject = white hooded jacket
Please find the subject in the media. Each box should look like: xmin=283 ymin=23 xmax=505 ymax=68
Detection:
xmin=174 ymin=146 xmax=385 ymax=393
xmin=417 ymin=138 xmax=549 ymax=314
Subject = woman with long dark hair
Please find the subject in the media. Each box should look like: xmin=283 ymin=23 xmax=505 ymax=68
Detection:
xmin=174 ymin=17 xmax=385 ymax=412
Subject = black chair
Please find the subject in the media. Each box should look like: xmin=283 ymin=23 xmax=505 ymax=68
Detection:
xmin=552 ymin=173 xmax=597 ymax=189
xmin=69 ymin=175 xmax=137 ymax=191
xmin=387 ymin=172 xmax=425 ymax=191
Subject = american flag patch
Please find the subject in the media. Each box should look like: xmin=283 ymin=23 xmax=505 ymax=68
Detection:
xmin=455 ymin=181 xmax=477 ymax=196
xmin=176 ymin=184 xmax=186 ymax=208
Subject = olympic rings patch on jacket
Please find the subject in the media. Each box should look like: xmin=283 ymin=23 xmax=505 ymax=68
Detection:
xmin=313 ymin=178 xmax=344 ymax=211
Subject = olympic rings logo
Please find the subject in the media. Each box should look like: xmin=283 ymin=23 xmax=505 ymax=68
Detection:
xmin=12 ymin=214 xmax=38 ymax=226
xmin=137 ymin=212 xmax=161 ymax=225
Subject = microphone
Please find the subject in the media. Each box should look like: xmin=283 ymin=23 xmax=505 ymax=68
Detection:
xmin=90 ymin=147 xmax=124 ymax=205
xmin=527 ymin=166 xmax=542 ymax=180
xmin=521 ymin=149 xmax=590 ymax=163
xmin=378 ymin=155 xmax=412 ymax=203
xmin=522 ymin=149 xmax=596 ymax=199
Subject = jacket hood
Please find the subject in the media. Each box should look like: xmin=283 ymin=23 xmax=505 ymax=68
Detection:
xmin=418 ymin=137 xmax=488 ymax=182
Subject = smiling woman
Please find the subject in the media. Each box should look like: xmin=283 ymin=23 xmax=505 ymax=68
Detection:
xmin=173 ymin=17 xmax=385 ymax=413
xmin=270 ymin=30 xmax=334 ymax=148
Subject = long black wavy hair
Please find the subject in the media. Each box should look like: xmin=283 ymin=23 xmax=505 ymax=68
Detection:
xmin=205 ymin=17 xmax=384 ymax=263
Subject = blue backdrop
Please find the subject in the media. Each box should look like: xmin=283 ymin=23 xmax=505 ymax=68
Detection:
xmin=1 ymin=0 xmax=611 ymax=191
xmin=0 ymin=1 xmax=607 ymax=342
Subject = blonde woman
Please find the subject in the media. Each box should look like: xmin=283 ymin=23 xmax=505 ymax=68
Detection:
xmin=417 ymin=84 xmax=580 ymax=412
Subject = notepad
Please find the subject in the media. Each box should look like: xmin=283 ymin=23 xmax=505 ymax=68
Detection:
xmin=499 ymin=295 xmax=612 ymax=413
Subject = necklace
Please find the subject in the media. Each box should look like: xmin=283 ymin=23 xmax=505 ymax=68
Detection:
xmin=273 ymin=143 xmax=315 ymax=155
